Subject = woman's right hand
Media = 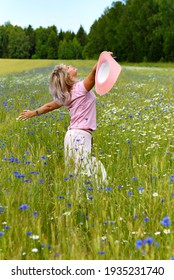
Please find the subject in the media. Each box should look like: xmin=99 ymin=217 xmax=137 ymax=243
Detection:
xmin=18 ymin=110 xmax=35 ymax=120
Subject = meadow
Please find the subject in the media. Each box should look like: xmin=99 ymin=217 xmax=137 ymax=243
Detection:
xmin=0 ymin=59 xmax=174 ymax=260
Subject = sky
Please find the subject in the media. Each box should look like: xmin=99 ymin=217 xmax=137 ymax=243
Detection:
xmin=0 ymin=0 xmax=116 ymax=33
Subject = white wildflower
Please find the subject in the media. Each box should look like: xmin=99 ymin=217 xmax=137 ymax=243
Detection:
xmin=62 ymin=212 xmax=71 ymax=216
xmin=32 ymin=248 xmax=38 ymax=253
xmin=30 ymin=235 xmax=39 ymax=240
xmin=152 ymin=192 xmax=158 ymax=197
xmin=101 ymin=236 xmax=107 ymax=241
xmin=163 ymin=229 xmax=170 ymax=234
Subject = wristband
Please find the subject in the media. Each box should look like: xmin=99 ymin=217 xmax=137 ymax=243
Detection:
xmin=36 ymin=110 xmax=39 ymax=115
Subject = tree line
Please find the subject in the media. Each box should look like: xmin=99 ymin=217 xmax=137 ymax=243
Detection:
xmin=0 ymin=0 xmax=174 ymax=62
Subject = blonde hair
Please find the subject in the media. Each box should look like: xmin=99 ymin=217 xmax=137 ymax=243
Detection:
xmin=49 ymin=64 xmax=76 ymax=106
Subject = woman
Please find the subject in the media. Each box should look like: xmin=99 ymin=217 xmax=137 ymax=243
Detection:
xmin=19 ymin=58 xmax=108 ymax=184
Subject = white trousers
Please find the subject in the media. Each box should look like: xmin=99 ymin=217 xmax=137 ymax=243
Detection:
xmin=64 ymin=129 xmax=107 ymax=183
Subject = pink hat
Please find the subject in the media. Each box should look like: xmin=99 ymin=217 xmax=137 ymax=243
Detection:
xmin=95 ymin=51 xmax=121 ymax=95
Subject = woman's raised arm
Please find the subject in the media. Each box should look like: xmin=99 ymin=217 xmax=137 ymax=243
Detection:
xmin=83 ymin=63 xmax=97 ymax=92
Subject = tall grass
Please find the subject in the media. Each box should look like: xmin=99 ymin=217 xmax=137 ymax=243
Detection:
xmin=0 ymin=60 xmax=174 ymax=260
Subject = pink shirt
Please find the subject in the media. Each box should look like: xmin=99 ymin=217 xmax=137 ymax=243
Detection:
xmin=66 ymin=81 xmax=96 ymax=131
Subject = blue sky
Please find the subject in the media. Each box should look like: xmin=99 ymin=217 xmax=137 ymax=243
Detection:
xmin=0 ymin=0 xmax=116 ymax=33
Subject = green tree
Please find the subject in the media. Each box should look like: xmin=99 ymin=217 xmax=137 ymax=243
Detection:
xmin=83 ymin=16 xmax=108 ymax=59
xmin=118 ymin=0 xmax=161 ymax=62
xmin=47 ymin=26 xmax=58 ymax=59
xmin=8 ymin=25 xmax=30 ymax=58
xmin=72 ymin=37 xmax=82 ymax=59
xmin=63 ymin=31 xmax=75 ymax=41
xmin=103 ymin=1 xmax=125 ymax=60
xmin=83 ymin=2 xmax=125 ymax=59
xmin=34 ymin=27 xmax=49 ymax=58
xmin=24 ymin=25 xmax=35 ymax=58
xmin=156 ymin=0 xmax=174 ymax=61
xmin=76 ymin=25 xmax=88 ymax=47
xmin=58 ymin=39 xmax=74 ymax=59
xmin=0 ymin=25 xmax=9 ymax=58
xmin=58 ymin=37 xmax=82 ymax=59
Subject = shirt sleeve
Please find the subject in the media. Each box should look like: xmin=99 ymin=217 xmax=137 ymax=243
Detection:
xmin=75 ymin=80 xmax=88 ymax=96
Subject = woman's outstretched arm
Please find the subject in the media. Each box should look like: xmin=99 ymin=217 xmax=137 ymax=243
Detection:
xmin=18 ymin=100 xmax=61 ymax=120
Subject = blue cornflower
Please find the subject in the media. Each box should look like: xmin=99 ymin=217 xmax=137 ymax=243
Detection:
xmin=128 ymin=191 xmax=133 ymax=196
xmin=64 ymin=177 xmax=69 ymax=181
xmin=132 ymin=177 xmax=137 ymax=181
xmin=0 ymin=231 xmax=5 ymax=237
xmin=30 ymin=171 xmax=40 ymax=175
xmin=106 ymin=187 xmax=112 ymax=191
xmin=39 ymin=179 xmax=44 ymax=183
xmin=118 ymin=185 xmax=123 ymax=189
xmin=144 ymin=237 xmax=154 ymax=245
xmin=138 ymin=186 xmax=144 ymax=194
xmin=14 ymin=172 xmax=26 ymax=178
xmin=19 ymin=204 xmax=29 ymax=210
xmin=23 ymin=179 xmax=31 ymax=183
xmin=41 ymin=156 xmax=46 ymax=160
xmin=26 ymin=231 xmax=33 ymax=236
xmin=8 ymin=157 xmax=20 ymax=163
xmin=170 ymin=175 xmax=174 ymax=183
xmin=144 ymin=217 xmax=149 ymax=222
xmin=89 ymin=196 xmax=93 ymax=200
xmin=87 ymin=187 xmax=93 ymax=191
xmin=160 ymin=216 xmax=171 ymax=226
xmin=33 ymin=211 xmax=38 ymax=217
xmin=98 ymin=251 xmax=105 ymax=255
xmin=58 ymin=195 xmax=64 ymax=199
xmin=4 ymin=225 xmax=10 ymax=230
xmin=170 ymin=256 xmax=174 ymax=260
xmin=136 ymin=240 xmax=143 ymax=249
xmin=48 ymin=245 xmax=52 ymax=250
xmin=86 ymin=180 xmax=91 ymax=184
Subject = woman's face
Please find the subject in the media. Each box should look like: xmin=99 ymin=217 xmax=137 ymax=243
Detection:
xmin=63 ymin=65 xmax=78 ymax=81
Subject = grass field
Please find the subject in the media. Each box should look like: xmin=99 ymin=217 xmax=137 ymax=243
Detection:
xmin=0 ymin=59 xmax=174 ymax=260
